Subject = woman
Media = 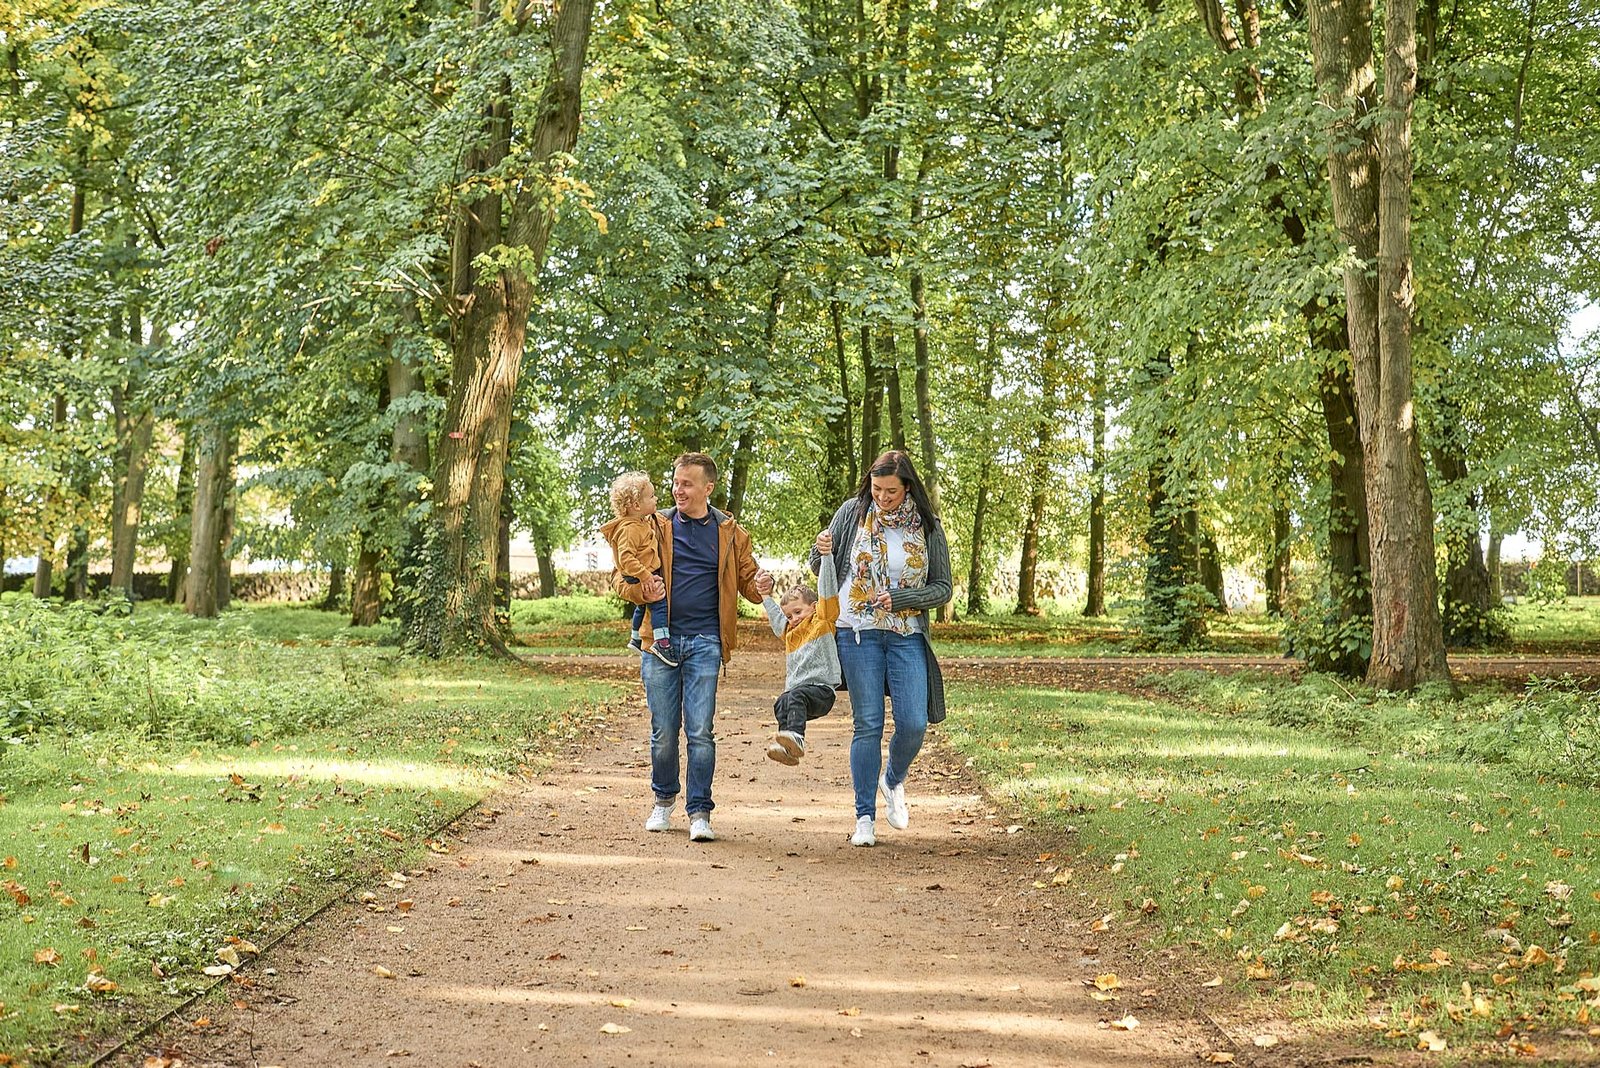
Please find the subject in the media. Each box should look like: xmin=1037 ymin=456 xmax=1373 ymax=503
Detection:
xmin=811 ymin=450 xmax=951 ymax=847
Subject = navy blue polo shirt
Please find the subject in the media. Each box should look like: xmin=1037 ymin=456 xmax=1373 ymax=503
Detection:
xmin=670 ymin=509 xmax=720 ymax=638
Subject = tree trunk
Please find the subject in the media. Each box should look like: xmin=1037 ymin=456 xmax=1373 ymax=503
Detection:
xmin=32 ymin=553 xmax=53 ymax=599
xmin=1084 ymin=357 xmax=1107 ymax=617
xmin=184 ymin=423 xmax=235 ymax=619
xmin=1308 ymin=0 xmax=1450 ymax=689
xmin=387 ymin=321 xmax=431 ymax=626
xmin=407 ymin=0 xmax=596 ymax=657
xmin=535 ymin=543 xmax=557 ymax=598
xmin=1486 ymin=526 xmax=1504 ymax=604
xmin=351 ymin=541 xmax=383 ymax=626
xmin=1313 ymin=353 xmax=1373 ymax=673
xmin=110 ymin=310 xmax=156 ymax=600
xmin=967 ymin=325 xmax=998 ymax=617
xmin=908 ymin=153 xmax=940 ymax=515
xmin=1265 ymin=504 xmax=1292 ymax=616
xmin=1434 ymin=443 xmax=1498 ymax=647
xmin=821 ymin=298 xmax=856 ymax=526
xmin=496 ymin=501 xmax=512 ymax=620
xmin=1014 ymin=444 xmax=1047 ymax=616
xmin=1199 ymin=528 xmax=1227 ymax=614
xmin=859 ymin=323 xmax=882 ymax=475
xmin=882 ymin=330 xmax=906 ymax=451
xmin=321 ymin=564 xmax=346 ymax=611
xmin=726 ymin=429 xmax=752 ymax=517
xmin=168 ymin=431 xmax=196 ymax=604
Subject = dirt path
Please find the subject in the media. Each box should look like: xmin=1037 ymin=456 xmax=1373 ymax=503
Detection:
xmin=112 ymin=653 xmax=1329 ymax=1068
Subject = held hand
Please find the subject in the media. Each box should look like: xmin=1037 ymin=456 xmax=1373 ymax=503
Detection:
xmin=815 ymin=530 xmax=833 ymax=554
xmin=641 ymin=575 xmax=666 ymax=601
xmin=871 ymin=589 xmax=894 ymax=610
xmin=754 ymin=569 xmax=774 ymax=596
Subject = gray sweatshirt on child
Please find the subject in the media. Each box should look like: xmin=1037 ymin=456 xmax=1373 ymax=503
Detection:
xmin=763 ymin=554 xmax=842 ymax=690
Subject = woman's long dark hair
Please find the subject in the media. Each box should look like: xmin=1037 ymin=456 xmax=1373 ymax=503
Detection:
xmin=854 ymin=450 xmax=939 ymax=527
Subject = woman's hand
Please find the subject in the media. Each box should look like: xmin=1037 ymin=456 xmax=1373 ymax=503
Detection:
xmin=870 ymin=589 xmax=894 ymax=610
xmin=815 ymin=530 xmax=833 ymax=554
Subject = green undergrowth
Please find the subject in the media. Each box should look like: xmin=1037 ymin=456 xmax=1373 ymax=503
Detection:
xmin=1506 ymin=597 xmax=1600 ymax=650
xmin=0 ymin=600 xmax=620 ymax=1066
xmin=941 ymin=675 xmax=1600 ymax=1058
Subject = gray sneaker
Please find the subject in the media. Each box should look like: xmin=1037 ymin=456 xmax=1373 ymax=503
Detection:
xmin=688 ymin=815 xmax=715 ymax=842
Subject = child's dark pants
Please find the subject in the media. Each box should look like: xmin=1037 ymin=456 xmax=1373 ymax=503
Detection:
xmin=773 ymin=683 xmax=836 ymax=736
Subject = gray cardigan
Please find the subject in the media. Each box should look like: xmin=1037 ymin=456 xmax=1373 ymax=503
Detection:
xmin=809 ymin=497 xmax=950 ymax=723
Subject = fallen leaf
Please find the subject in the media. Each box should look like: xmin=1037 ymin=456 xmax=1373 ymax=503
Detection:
xmin=838 ymin=1006 xmax=861 ymax=1016
xmin=34 ymin=948 xmax=60 ymax=967
xmin=1202 ymin=976 xmax=1224 ymax=988
xmin=789 ymin=976 xmax=806 ymax=987
xmin=1253 ymin=1034 xmax=1280 ymax=1048
xmin=599 ymin=1022 xmax=631 ymax=1035
xmin=849 ymin=1027 xmax=864 ymax=1038
xmin=1417 ymin=1030 xmax=1447 ymax=1052
xmin=84 ymin=973 xmax=117 ymax=993
xmin=609 ymin=998 xmax=634 ymax=1008
xmin=216 ymin=946 xmax=241 ymax=967
xmin=1206 ymin=1055 xmax=1236 ymax=1065
xmin=373 ymin=965 xmax=396 ymax=979
xmin=1109 ymin=1014 xmax=1140 ymax=1030
xmin=1093 ymin=973 xmax=1122 ymax=991
xmin=202 ymin=964 xmax=234 ymax=977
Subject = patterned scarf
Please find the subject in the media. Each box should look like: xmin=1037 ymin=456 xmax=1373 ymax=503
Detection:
xmin=847 ymin=496 xmax=928 ymax=633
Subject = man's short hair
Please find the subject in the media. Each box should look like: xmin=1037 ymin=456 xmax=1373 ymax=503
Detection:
xmin=673 ymin=452 xmax=718 ymax=483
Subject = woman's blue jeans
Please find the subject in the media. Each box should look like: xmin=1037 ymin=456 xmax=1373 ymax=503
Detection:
xmin=836 ymin=628 xmax=928 ymax=819
xmin=640 ymin=632 xmax=721 ymax=816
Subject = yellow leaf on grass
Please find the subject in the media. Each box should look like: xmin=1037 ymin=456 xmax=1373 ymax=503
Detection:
xmin=1417 ymin=1030 xmax=1447 ymax=1052
xmin=147 ymin=894 xmax=174 ymax=908
xmin=34 ymin=948 xmax=60 ymax=966
xmin=84 ymin=973 xmax=117 ymax=993
xmin=263 ymin=823 xmax=287 ymax=834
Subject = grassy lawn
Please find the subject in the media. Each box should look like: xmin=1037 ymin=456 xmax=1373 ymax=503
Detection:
xmin=0 ymin=599 xmax=620 ymax=1067
xmin=940 ymin=672 xmax=1600 ymax=1055
xmin=1506 ymin=596 xmax=1600 ymax=651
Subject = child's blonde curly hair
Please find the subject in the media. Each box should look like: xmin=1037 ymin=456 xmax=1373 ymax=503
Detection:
xmin=779 ymin=585 xmax=818 ymax=608
xmin=609 ymin=471 xmax=656 ymax=518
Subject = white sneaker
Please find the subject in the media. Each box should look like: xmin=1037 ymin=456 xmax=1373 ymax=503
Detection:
xmin=644 ymin=802 xmax=674 ymax=832
xmin=850 ymin=815 xmax=876 ymax=847
xmin=879 ymin=772 xmax=909 ymax=830
xmin=689 ymin=815 xmax=715 ymax=842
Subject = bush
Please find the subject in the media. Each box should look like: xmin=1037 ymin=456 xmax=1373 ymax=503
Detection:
xmin=0 ymin=599 xmax=377 ymax=745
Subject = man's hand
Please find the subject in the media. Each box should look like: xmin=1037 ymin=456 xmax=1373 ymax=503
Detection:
xmin=754 ymin=569 xmax=774 ymax=596
xmin=815 ymin=530 xmax=833 ymax=554
xmin=641 ymin=575 xmax=666 ymax=602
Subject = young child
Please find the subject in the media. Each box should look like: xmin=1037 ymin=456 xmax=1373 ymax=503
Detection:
xmin=762 ymin=533 xmax=841 ymax=764
xmin=599 ymin=471 xmax=677 ymax=667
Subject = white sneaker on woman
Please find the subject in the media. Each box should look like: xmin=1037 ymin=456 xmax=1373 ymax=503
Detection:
xmin=879 ymin=772 xmax=909 ymax=830
xmin=850 ymin=815 xmax=876 ymax=847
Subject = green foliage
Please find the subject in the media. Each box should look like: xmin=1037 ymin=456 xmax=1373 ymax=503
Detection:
xmin=0 ymin=597 xmax=376 ymax=743
xmin=1527 ymin=555 xmax=1570 ymax=605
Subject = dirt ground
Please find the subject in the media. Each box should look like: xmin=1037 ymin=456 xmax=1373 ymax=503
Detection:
xmin=111 ymin=650 xmax=1593 ymax=1068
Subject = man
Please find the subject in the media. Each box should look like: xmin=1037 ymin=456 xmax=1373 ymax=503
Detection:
xmin=615 ymin=452 xmax=772 ymax=842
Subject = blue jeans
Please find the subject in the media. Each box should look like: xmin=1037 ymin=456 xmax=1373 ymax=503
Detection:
xmin=641 ymin=632 xmax=721 ymax=816
xmin=836 ymin=628 xmax=929 ymax=819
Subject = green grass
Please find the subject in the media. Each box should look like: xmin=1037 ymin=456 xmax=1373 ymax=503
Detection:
xmin=1506 ymin=596 xmax=1600 ymax=650
xmin=931 ymin=606 xmax=1283 ymax=657
xmin=940 ymin=674 xmax=1600 ymax=1053
xmin=0 ymin=601 xmax=620 ymax=1066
